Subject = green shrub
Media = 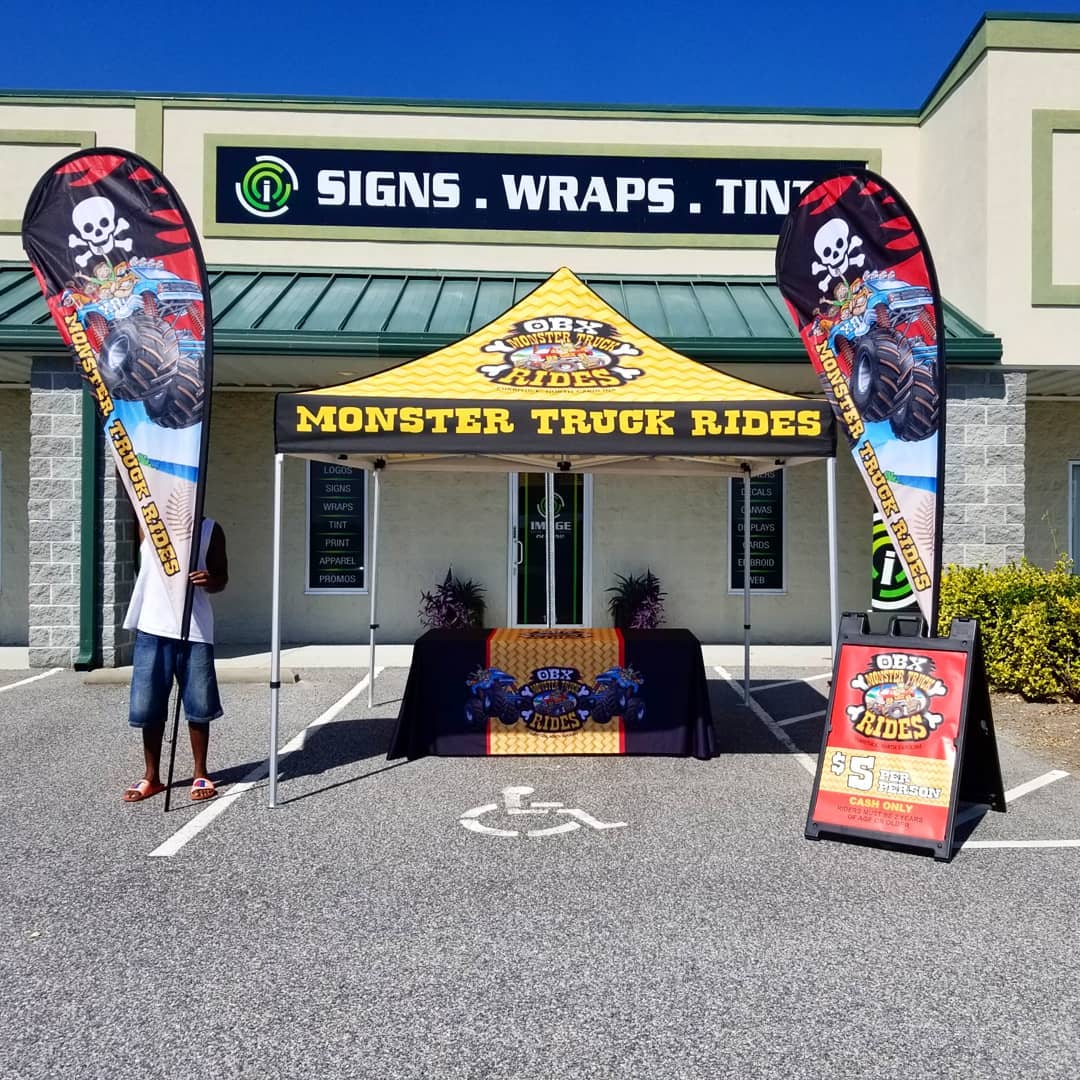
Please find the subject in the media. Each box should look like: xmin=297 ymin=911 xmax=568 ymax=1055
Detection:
xmin=937 ymin=556 xmax=1080 ymax=700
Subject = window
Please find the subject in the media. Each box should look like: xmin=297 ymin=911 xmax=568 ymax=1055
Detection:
xmin=305 ymin=462 xmax=367 ymax=593
xmin=728 ymin=468 xmax=785 ymax=593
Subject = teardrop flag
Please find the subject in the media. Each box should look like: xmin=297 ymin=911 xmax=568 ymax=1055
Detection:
xmin=22 ymin=148 xmax=213 ymax=640
xmin=776 ymin=170 xmax=945 ymax=633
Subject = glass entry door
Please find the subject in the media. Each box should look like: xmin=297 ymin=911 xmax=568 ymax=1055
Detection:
xmin=509 ymin=473 xmax=591 ymax=626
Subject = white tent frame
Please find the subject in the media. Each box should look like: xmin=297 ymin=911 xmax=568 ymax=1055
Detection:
xmin=267 ymin=450 xmax=840 ymax=808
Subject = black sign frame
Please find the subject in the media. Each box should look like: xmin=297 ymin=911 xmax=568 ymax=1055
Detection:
xmin=306 ymin=462 xmax=368 ymax=594
xmin=728 ymin=468 xmax=785 ymax=593
xmin=209 ymin=137 xmax=869 ymax=245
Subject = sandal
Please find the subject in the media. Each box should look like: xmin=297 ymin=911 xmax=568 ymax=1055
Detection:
xmin=190 ymin=777 xmax=217 ymax=802
xmin=123 ymin=779 xmax=166 ymax=803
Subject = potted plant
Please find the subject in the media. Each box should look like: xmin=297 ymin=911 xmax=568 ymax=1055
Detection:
xmin=419 ymin=566 xmax=486 ymax=629
xmin=607 ymin=569 xmax=666 ymax=629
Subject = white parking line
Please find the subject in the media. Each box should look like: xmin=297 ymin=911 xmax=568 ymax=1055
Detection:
xmin=964 ymin=840 xmax=1080 ymax=850
xmin=752 ymin=673 xmax=832 ymax=693
xmin=777 ymin=709 xmax=826 ymax=727
xmin=714 ymin=664 xmax=817 ymax=777
xmin=0 ymin=668 xmax=61 ymax=693
xmin=149 ymin=669 xmax=381 ymax=858
xmin=1005 ymin=770 xmax=1070 ymax=803
xmin=957 ymin=771 xmax=1073 ymax=827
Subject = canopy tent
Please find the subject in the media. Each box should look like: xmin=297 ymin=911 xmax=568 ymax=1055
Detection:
xmin=268 ymin=267 xmax=840 ymax=805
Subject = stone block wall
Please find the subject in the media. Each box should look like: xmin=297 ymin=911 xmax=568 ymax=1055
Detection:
xmin=942 ymin=369 xmax=1026 ymax=569
xmin=28 ymin=360 xmax=82 ymax=667
xmin=28 ymin=358 xmax=135 ymax=668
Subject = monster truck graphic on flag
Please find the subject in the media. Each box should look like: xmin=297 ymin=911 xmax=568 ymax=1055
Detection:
xmin=64 ymin=257 xmax=206 ymax=430
xmin=820 ymin=271 xmax=939 ymax=443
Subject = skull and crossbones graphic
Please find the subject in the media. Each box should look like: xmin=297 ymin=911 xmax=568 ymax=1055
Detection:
xmin=68 ymin=197 xmax=133 ymax=269
xmin=811 ymin=218 xmax=864 ymax=293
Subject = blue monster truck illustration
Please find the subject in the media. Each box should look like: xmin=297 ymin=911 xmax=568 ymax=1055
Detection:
xmin=825 ymin=274 xmax=940 ymax=442
xmin=581 ymin=667 xmax=645 ymax=725
xmin=465 ymin=668 xmax=521 ymax=727
xmin=69 ymin=259 xmax=205 ymax=430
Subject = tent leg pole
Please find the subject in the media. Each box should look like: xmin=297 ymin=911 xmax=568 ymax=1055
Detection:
xmin=269 ymin=453 xmax=284 ymax=810
xmin=545 ymin=471 xmax=556 ymax=628
xmin=368 ymin=462 xmax=383 ymax=709
xmin=827 ymin=457 xmax=840 ymax=662
xmin=742 ymin=463 xmax=752 ymax=704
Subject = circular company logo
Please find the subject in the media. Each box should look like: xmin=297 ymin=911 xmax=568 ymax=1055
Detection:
xmin=235 ymin=155 xmax=299 ymax=219
xmin=871 ymin=514 xmax=916 ymax=611
xmin=537 ymin=492 xmax=565 ymax=519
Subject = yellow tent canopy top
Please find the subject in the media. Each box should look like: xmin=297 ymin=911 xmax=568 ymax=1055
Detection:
xmin=275 ymin=267 xmax=836 ymax=475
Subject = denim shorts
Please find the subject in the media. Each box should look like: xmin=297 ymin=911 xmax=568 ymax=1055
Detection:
xmin=128 ymin=630 xmax=224 ymax=729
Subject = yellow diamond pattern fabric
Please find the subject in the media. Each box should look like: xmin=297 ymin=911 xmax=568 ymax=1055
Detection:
xmin=488 ymin=628 xmax=621 ymax=677
xmin=304 ymin=267 xmax=799 ymax=404
xmin=487 ymin=719 xmax=623 ymax=756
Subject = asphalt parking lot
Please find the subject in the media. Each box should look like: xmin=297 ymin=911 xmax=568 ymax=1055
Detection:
xmin=1 ymin=662 xmax=1078 ymax=1080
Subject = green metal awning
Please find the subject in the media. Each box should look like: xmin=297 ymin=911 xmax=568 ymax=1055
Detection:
xmin=0 ymin=263 xmax=1002 ymax=386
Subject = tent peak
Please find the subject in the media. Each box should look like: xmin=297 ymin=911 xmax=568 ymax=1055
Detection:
xmin=276 ymin=266 xmax=836 ymax=463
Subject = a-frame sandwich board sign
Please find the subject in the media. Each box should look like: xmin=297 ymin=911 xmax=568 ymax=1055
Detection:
xmin=806 ymin=613 xmax=1005 ymax=861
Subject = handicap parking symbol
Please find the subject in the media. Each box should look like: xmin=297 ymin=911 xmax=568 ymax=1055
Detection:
xmin=460 ymin=786 xmax=628 ymax=838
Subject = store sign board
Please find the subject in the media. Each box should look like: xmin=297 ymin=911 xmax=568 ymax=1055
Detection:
xmin=806 ymin=614 xmax=1005 ymax=860
xmin=216 ymin=145 xmax=862 ymax=237
xmin=729 ymin=469 xmax=784 ymax=592
xmin=306 ymin=462 xmax=366 ymax=593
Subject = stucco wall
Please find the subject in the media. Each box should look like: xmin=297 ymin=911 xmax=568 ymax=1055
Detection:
xmin=987 ymin=50 xmax=1080 ymax=366
xmin=1025 ymin=399 xmax=1080 ymax=569
xmin=0 ymin=389 xmax=29 ymax=644
xmin=920 ymin=61 xmax=990 ymax=325
xmin=0 ymin=105 xmax=139 ymax=264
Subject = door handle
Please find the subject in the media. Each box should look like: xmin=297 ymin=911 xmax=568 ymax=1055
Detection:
xmin=513 ymin=539 xmax=524 ymax=566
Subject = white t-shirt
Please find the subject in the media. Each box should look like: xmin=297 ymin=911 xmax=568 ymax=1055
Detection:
xmin=123 ymin=517 xmax=217 ymax=644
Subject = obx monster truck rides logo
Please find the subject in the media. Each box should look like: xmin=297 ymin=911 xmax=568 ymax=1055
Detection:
xmin=465 ymin=665 xmax=645 ymax=734
xmin=845 ymin=651 xmax=948 ymax=743
xmin=478 ymin=316 xmax=644 ymax=390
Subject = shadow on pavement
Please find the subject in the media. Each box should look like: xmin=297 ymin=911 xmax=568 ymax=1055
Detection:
xmin=708 ymin=678 xmax=827 ymax=757
xmin=196 ymin=676 xmax=831 ymax=809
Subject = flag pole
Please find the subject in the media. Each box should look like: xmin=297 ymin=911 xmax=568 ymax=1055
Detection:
xmin=162 ymin=533 xmax=200 ymax=813
xmin=368 ymin=461 xmax=383 ymax=708
xmin=827 ymin=457 xmax=840 ymax=660
xmin=269 ymin=452 xmax=284 ymax=808
xmin=742 ymin=463 xmax=752 ymax=703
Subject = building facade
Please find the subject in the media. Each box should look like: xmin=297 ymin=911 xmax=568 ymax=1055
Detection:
xmin=1 ymin=13 xmax=1078 ymax=666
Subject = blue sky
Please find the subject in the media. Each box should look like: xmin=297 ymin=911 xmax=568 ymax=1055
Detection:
xmin=4 ymin=3 xmax=1080 ymax=109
